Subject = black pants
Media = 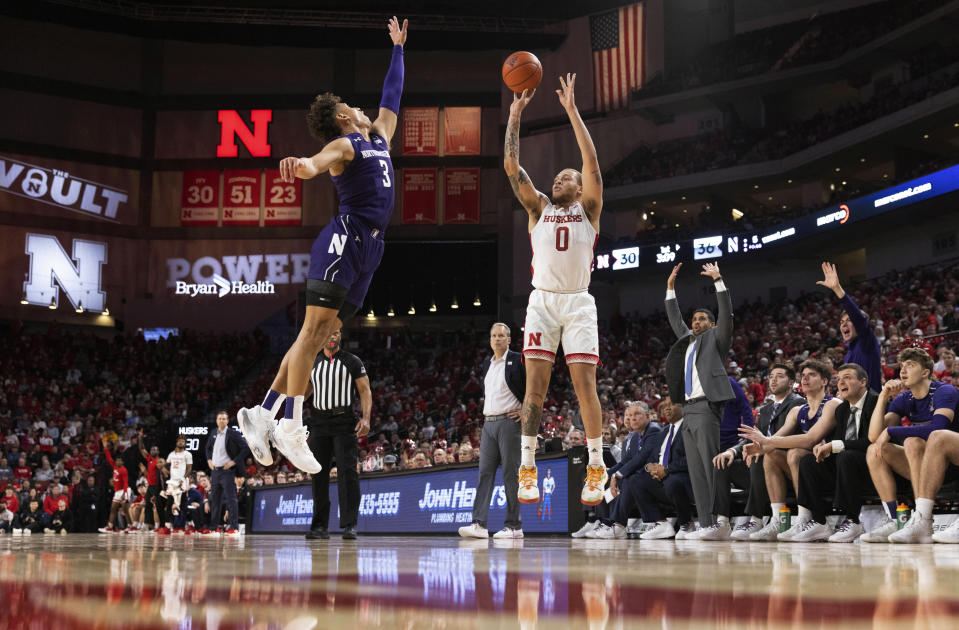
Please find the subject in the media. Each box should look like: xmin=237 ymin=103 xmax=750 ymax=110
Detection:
xmin=630 ymin=471 xmax=694 ymax=525
xmin=210 ymin=469 xmax=240 ymax=530
xmin=713 ymin=459 xmax=763 ymax=518
xmin=307 ymin=415 xmax=360 ymax=530
xmin=798 ymin=450 xmax=873 ymax=524
xmin=146 ymin=484 xmax=165 ymax=527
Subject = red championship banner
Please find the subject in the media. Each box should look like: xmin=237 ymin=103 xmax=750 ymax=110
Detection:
xmin=401 ymin=168 xmax=438 ymax=224
xmin=401 ymin=107 xmax=439 ymax=156
xmin=222 ymin=169 xmax=261 ymax=226
xmin=180 ymin=170 xmax=220 ymax=226
xmin=443 ymin=107 xmax=482 ymax=155
xmin=263 ymin=169 xmax=303 ymax=226
xmin=444 ymin=168 xmax=480 ymax=224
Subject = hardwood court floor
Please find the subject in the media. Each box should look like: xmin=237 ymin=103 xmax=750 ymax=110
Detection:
xmin=2 ymin=533 xmax=959 ymax=629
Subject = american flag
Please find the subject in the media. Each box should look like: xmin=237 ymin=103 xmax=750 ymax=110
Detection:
xmin=590 ymin=3 xmax=645 ymax=112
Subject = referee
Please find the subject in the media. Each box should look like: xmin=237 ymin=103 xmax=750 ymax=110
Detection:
xmin=304 ymin=328 xmax=371 ymax=540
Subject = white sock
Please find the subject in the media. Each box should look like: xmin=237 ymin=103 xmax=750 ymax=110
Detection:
xmin=916 ymin=498 xmax=934 ymax=520
xmin=771 ymin=502 xmax=785 ymax=517
xmin=521 ymin=436 xmax=537 ymax=466
xmin=797 ymin=506 xmax=812 ymax=522
xmin=267 ymin=394 xmax=286 ymax=418
xmin=717 ymin=515 xmax=729 ymax=526
xmin=280 ymin=396 xmax=305 ymax=432
xmin=586 ymin=437 xmax=603 ymax=466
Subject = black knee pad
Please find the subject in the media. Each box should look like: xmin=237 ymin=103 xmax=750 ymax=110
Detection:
xmin=306 ymin=278 xmax=347 ymax=309
xmin=337 ymin=302 xmax=359 ymax=324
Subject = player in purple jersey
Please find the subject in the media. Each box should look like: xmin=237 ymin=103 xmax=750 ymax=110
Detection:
xmin=864 ymin=347 xmax=959 ymax=543
xmin=237 ymin=16 xmax=408 ymax=473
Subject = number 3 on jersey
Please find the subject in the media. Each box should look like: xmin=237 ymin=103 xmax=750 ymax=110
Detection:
xmin=379 ymin=159 xmax=392 ymax=188
xmin=555 ymin=226 xmax=569 ymax=251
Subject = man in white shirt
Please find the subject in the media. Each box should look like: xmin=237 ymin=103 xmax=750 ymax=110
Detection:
xmin=459 ymin=323 xmax=526 ymax=540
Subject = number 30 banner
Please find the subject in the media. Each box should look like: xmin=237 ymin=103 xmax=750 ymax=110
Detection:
xmin=264 ymin=169 xmax=303 ymax=226
xmin=180 ymin=170 xmax=220 ymax=226
xmin=222 ymin=169 xmax=262 ymax=226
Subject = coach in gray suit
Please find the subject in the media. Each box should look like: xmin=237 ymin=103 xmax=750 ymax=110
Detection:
xmin=459 ymin=322 xmax=526 ymax=540
xmin=664 ymin=262 xmax=734 ymax=533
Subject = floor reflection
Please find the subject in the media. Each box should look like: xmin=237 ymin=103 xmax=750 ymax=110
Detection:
xmin=2 ymin=535 xmax=959 ymax=629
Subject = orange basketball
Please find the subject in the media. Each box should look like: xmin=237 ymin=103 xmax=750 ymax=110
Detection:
xmin=502 ymin=51 xmax=543 ymax=94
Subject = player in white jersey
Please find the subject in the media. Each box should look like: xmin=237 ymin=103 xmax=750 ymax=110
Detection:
xmin=165 ymin=436 xmax=193 ymax=530
xmin=504 ymin=73 xmax=607 ymax=506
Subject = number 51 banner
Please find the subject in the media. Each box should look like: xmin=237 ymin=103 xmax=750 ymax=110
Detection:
xmin=222 ymin=170 xmax=262 ymax=226
xmin=264 ymin=169 xmax=303 ymax=226
xmin=180 ymin=170 xmax=220 ymax=226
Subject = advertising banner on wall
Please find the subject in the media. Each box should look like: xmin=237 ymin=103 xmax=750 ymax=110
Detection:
xmin=401 ymin=107 xmax=439 ymax=156
xmin=180 ymin=170 xmax=220 ymax=226
xmin=444 ymin=168 xmax=480 ymax=224
xmin=443 ymin=107 xmax=481 ymax=155
xmin=401 ymin=168 xmax=438 ymax=224
xmin=263 ymin=169 xmax=303 ymax=226
xmin=221 ymin=169 xmax=261 ymax=226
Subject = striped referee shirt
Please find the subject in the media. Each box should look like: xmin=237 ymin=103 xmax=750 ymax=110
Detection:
xmin=310 ymin=349 xmax=367 ymax=410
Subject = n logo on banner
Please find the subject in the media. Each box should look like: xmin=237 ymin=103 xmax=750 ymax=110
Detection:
xmin=216 ymin=110 xmax=273 ymax=157
xmin=24 ymin=233 xmax=107 ymax=311
xmin=328 ymin=234 xmax=347 ymax=256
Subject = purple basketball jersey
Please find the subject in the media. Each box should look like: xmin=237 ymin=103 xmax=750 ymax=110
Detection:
xmin=330 ymin=132 xmax=395 ymax=232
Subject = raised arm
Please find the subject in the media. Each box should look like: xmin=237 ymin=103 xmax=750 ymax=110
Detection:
xmin=817 ymin=261 xmax=871 ymax=337
xmin=504 ymin=90 xmax=548 ymax=227
xmin=665 ymin=264 xmax=690 ymax=339
xmin=371 ymin=16 xmax=408 ymax=143
xmin=702 ymin=263 xmax=732 ymax=354
xmin=137 ymin=430 xmax=149 ymax=460
xmin=556 ymin=73 xmax=601 ymax=229
xmin=279 ymin=137 xmax=353 ymax=182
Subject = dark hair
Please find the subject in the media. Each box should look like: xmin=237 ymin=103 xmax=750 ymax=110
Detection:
xmin=693 ymin=308 xmax=716 ymax=323
xmin=216 ymin=410 xmax=229 ymax=418
xmin=898 ymin=347 xmax=934 ymax=375
xmin=799 ymin=358 xmax=832 ymax=381
xmin=306 ymin=92 xmax=344 ymax=143
xmin=837 ymin=363 xmax=868 ymax=384
xmin=770 ymin=363 xmax=796 ymax=381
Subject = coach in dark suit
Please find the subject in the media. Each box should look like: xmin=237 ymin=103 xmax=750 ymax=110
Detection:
xmin=717 ymin=364 xmax=804 ymax=538
xmin=795 ymin=363 xmax=880 ymax=542
xmin=664 ymin=262 xmax=733 ymax=531
xmin=205 ymin=410 xmax=250 ymax=533
xmin=460 ymin=323 xmax=527 ymax=539
xmin=609 ymin=402 xmax=662 ymax=479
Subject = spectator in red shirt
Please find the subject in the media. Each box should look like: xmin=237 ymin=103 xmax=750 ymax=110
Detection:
xmin=13 ymin=456 xmax=31 ymax=481
xmin=2 ymin=487 xmax=19 ymax=515
xmin=42 ymin=484 xmax=67 ymax=516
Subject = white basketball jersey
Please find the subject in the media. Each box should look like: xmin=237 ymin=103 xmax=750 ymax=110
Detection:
xmin=530 ymin=201 xmax=596 ymax=292
xmin=167 ymin=450 xmax=192 ymax=481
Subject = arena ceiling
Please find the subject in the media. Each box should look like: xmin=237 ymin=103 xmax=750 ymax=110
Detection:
xmin=3 ymin=0 xmax=632 ymax=50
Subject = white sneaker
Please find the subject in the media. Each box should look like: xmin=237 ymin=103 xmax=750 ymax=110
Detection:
xmin=933 ymin=518 xmax=959 ymax=543
xmin=12 ymin=528 xmax=22 ymax=536
xmin=698 ymin=521 xmax=732 ymax=541
xmin=640 ymin=521 xmax=676 ymax=540
xmin=749 ymin=520 xmax=781 ymax=542
xmin=272 ymin=424 xmax=322 ymax=474
xmin=458 ymin=523 xmax=489 ymax=539
xmin=581 ymin=465 xmax=608 ymax=506
xmin=595 ymin=523 xmax=626 ymax=539
xmin=789 ymin=520 xmax=832 ymax=542
xmin=23 ymin=529 xmax=31 ymax=536
xmin=518 ymin=465 xmax=539 ymax=504
xmin=493 ymin=527 xmax=524 ymax=539
xmin=861 ymin=518 xmax=900 ymax=543
xmin=731 ymin=520 xmax=763 ymax=541
xmin=777 ymin=518 xmax=809 ymax=541
xmin=828 ymin=519 xmax=865 ymax=543
xmin=43 ymin=528 xmax=55 ymax=534
xmin=571 ymin=521 xmax=599 ymax=538
xmin=888 ymin=513 xmax=933 ymax=544
xmin=238 ymin=406 xmax=276 ymax=466
xmin=585 ymin=523 xmax=607 ymax=539
xmin=675 ymin=522 xmax=697 ymax=540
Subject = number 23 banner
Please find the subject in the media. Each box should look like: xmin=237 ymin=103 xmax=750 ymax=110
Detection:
xmin=264 ymin=169 xmax=303 ymax=226
xmin=180 ymin=170 xmax=220 ymax=226
xmin=222 ymin=170 xmax=261 ymax=226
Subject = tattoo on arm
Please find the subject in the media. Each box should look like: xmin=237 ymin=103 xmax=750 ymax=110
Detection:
xmin=508 ymin=174 xmax=520 ymax=197
xmin=521 ymin=399 xmax=543 ymax=437
xmin=591 ymin=169 xmax=602 ymax=185
xmin=505 ymin=118 xmax=520 ymax=160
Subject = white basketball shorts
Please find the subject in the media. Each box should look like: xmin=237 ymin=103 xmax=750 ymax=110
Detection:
xmin=522 ymin=289 xmax=599 ymax=364
xmin=112 ymin=488 xmax=132 ymax=503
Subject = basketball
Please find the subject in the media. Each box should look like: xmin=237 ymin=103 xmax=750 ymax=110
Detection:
xmin=502 ymin=51 xmax=542 ymax=93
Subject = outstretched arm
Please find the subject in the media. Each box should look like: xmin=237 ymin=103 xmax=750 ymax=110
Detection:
xmin=556 ymin=73 xmax=602 ymax=229
xmin=278 ymin=137 xmax=353 ymax=182
xmin=504 ymin=90 xmax=548 ymax=226
xmin=665 ymin=264 xmax=690 ymax=339
xmin=371 ymin=16 xmax=408 ymax=143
